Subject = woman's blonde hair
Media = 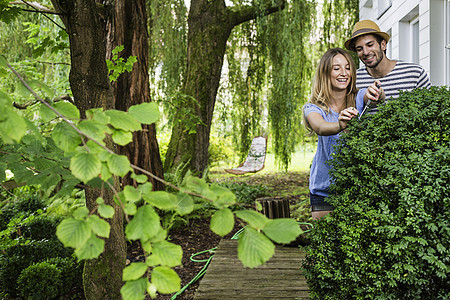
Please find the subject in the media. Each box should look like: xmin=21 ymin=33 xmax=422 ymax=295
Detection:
xmin=309 ymin=48 xmax=357 ymax=114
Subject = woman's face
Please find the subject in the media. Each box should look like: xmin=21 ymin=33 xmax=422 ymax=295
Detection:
xmin=330 ymin=54 xmax=351 ymax=92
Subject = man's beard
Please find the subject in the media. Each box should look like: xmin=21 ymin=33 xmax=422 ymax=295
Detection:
xmin=364 ymin=47 xmax=384 ymax=69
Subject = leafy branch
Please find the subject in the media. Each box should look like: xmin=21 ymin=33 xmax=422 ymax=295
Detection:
xmin=0 ymin=55 xmax=302 ymax=299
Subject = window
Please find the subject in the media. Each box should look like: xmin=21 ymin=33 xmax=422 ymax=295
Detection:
xmin=411 ymin=18 xmax=419 ymax=64
xmin=446 ymin=0 xmax=450 ymax=85
xmin=378 ymin=0 xmax=392 ymax=18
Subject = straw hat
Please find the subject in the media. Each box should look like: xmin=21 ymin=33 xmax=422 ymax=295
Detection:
xmin=345 ymin=20 xmax=390 ymax=51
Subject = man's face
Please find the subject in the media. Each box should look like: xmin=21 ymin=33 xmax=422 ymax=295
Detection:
xmin=354 ymin=34 xmax=386 ymax=69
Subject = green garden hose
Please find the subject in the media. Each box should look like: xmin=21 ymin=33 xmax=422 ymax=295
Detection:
xmin=170 ymin=221 xmax=313 ymax=299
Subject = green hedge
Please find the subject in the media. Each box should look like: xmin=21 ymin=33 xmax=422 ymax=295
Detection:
xmin=303 ymin=87 xmax=450 ymax=299
xmin=0 ymin=239 xmax=73 ymax=298
xmin=17 ymin=257 xmax=84 ymax=300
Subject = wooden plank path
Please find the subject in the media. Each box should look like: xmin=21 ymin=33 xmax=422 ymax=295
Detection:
xmin=194 ymin=239 xmax=309 ymax=299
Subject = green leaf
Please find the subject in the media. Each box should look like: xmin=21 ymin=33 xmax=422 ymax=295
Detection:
xmin=71 ymin=152 xmax=101 ymax=183
xmin=85 ymin=140 xmax=105 ymax=154
xmin=152 ymin=241 xmax=182 ymax=267
xmin=78 ymin=120 xmax=110 ymax=143
xmin=263 ymin=218 xmax=302 ymax=244
xmin=0 ymin=109 xmax=27 ymax=143
xmin=123 ymin=262 xmax=148 ymax=281
xmin=238 ymin=227 xmax=275 ymax=268
xmin=210 ymin=208 xmax=234 ymax=236
xmin=124 ymin=202 xmax=137 ymax=216
xmin=128 ymin=102 xmax=160 ymax=124
xmin=87 ymin=108 xmax=110 ymax=124
xmin=138 ymin=182 xmax=153 ymax=195
xmin=125 ymin=205 xmax=161 ymax=241
xmin=54 ymin=101 xmax=80 ymax=120
xmin=112 ymin=129 xmax=133 ymax=146
xmin=73 ymin=206 xmax=89 ymax=219
xmin=107 ymin=154 xmax=131 ymax=177
xmin=0 ymin=55 xmax=7 ymax=68
xmin=98 ymin=204 xmax=115 ymax=219
xmin=147 ymin=283 xmax=157 ymax=299
xmin=74 ymin=235 xmax=105 ymax=261
xmin=105 ymin=110 xmax=142 ymax=131
xmin=86 ymin=214 xmax=110 ymax=238
xmin=52 ymin=122 xmax=82 ymax=153
xmin=120 ymin=278 xmax=147 ymax=300
xmin=235 ymin=210 xmax=269 ymax=230
xmin=0 ymin=90 xmax=12 ymax=106
xmin=56 ymin=218 xmax=91 ymax=248
xmin=142 ymin=191 xmax=178 ymax=210
xmin=131 ymin=172 xmax=148 ymax=183
xmin=175 ymin=192 xmax=194 ymax=215
xmin=151 ymin=266 xmax=180 ymax=294
xmin=100 ymin=163 xmax=112 ymax=182
xmin=39 ymin=102 xmax=57 ymax=122
xmin=209 ymin=184 xmax=236 ymax=208
xmin=124 ymin=185 xmax=142 ymax=203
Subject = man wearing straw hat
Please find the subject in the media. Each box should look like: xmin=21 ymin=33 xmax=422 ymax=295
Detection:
xmin=345 ymin=20 xmax=431 ymax=114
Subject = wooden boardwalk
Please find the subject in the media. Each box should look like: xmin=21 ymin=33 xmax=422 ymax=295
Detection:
xmin=194 ymin=239 xmax=309 ymax=299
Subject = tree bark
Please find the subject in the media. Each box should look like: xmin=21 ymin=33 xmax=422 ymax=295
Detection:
xmin=50 ymin=0 xmax=126 ymax=298
xmin=164 ymin=0 xmax=285 ymax=176
xmin=106 ymin=0 xmax=165 ymax=191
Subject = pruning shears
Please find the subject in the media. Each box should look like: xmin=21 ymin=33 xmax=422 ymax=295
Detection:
xmin=359 ymin=83 xmax=380 ymax=119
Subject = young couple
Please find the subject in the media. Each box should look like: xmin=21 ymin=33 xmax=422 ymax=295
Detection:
xmin=304 ymin=20 xmax=432 ymax=220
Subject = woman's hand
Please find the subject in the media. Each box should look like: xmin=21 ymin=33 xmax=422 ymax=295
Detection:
xmin=338 ymin=107 xmax=359 ymax=131
xmin=364 ymin=80 xmax=385 ymax=105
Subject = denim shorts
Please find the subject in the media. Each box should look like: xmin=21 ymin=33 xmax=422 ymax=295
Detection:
xmin=310 ymin=193 xmax=334 ymax=212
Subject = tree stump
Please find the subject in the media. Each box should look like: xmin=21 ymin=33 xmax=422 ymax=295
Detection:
xmin=256 ymin=197 xmax=290 ymax=219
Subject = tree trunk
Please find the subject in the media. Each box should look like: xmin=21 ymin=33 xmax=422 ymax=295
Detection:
xmin=50 ymin=0 xmax=126 ymax=298
xmin=106 ymin=0 xmax=165 ymax=191
xmin=164 ymin=0 xmax=285 ymax=176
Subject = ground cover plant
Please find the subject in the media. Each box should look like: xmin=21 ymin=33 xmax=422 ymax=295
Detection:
xmin=303 ymin=86 xmax=450 ymax=299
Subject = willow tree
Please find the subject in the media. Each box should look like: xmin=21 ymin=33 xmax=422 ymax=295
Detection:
xmin=163 ymin=0 xmax=288 ymax=175
xmin=158 ymin=0 xmax=358 ymax=174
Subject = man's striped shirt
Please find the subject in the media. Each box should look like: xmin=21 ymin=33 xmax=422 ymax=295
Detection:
xmin=356 ymin=61 xmax=431 ymax=114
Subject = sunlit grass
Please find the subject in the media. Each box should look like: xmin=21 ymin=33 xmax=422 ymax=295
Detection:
xmin=211 ymin=143 xmax=316 ymax=174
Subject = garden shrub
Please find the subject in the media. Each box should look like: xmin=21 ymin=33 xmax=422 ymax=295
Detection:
xmin=44 ymin=257 xmax=84 ymax=299
xmin=0 ymin=239 xmax=74 ymax=297
xmin=0 ymin=193 xmax=45 ymax=231
xmin=17 ymin=261 xmax=61 ymax=299
xmin=303 ymin=87 xmax=450 ymax=299
xmin=15 ymin=193 xmax=46 ymax=213
xmin=20 ymin=215 xmax=62 ymax=241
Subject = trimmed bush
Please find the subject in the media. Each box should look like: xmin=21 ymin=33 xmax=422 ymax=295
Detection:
xmin=45 ymin=257 xmax=84 ymax=299
xmin=0 ymin=239 xmax=73 ymax=297
xmin=15 ymin=194 xmax=46 ymax=213
xmin=17 ymin=261 xmax=61 ymax=300
xmin=303 ymin=87 xmax=450 ymax=299
xmin=20 ymin=215 xmax=62 ymax=241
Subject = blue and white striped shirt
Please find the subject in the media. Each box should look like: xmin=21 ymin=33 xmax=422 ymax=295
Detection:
xmin=356 ymin=61 xmax=431 ymax=113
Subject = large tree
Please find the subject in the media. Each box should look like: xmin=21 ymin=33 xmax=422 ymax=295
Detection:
xmin=164 ymin=0 xmax=286 ymax=175
xmin=106 ymin=0 xmax=165 ymax=191
xmin=49 ymin=0 xmax=126 ymax=298
xmin=49 ymin=0 xmax=164 ymax=297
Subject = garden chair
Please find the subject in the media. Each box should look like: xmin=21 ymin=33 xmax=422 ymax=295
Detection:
xmin=224 ymin=136 xmax=267 ymax=175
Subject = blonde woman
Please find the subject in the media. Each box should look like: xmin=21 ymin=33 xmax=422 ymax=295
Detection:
xmin=303 ymin=48 xmax=368 ymax=220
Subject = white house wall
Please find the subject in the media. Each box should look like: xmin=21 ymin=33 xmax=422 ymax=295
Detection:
xmin=359 ymin=0 xmax=450 ymax=86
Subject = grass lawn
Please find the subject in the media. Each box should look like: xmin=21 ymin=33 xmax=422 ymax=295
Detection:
xmin=211 ymin=143 xmax=316 ymax=174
